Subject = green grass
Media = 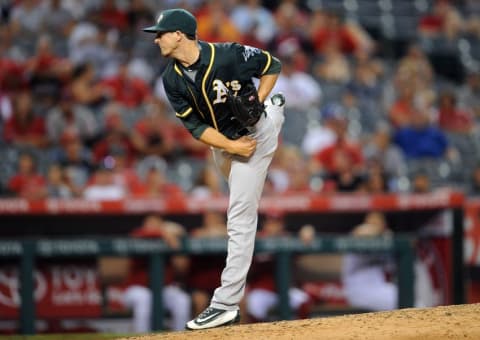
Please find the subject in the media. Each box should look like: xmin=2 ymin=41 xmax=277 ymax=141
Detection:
xmin=1 ymin=334 xmax=132 ymax=340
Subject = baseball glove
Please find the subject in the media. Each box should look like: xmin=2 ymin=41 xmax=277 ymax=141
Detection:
xmin=227 ymin=84 xmax=265 ymax=128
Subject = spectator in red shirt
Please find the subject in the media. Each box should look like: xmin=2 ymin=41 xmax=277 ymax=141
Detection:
xmin=92 ymin=102 xmax=136 ymax=166
xmin=388 ymin=84 xmax=418 ymax=129
xmin=92 ymin=0 xmax=129 ymax=32
xmin=25 ymin=35 xmax=71 ymax=113
xmin=7 ymin=151 xmax=47 ymax=200
xmin=437 ymin=91 xmax=474 ymax=134
xmin=322 ymin=149 xmax=366 ymax=193
xmin=152 ymin=94 xmax=211 ymax=161
xmin=419 ymin=0 xmax=463 ymax=40
xmin=102 ymin=146 xmax=144 ymax=197
xmin=310 ymin=10 xmax=373 ymax=55
xmin=311 ymin=109 xmax=364 ymax=174
xmin=3 ymin=91 xmax=49 ymax=148
xmin=100 ymin=61 xmax=151 ymax=108
xmin=308 ymin=105 xmax=365 ymax=192
xmin=419 ymin=2 xmax=446 ymax=34
xmin=0 ymin=58 xmax=25 ymax=123
xmin=92 ymin=129 xmax=136 ymax=168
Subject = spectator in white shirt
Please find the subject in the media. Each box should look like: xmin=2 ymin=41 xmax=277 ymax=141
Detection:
xmin=302 ymin=103 xmax=344 ymax=156
xmin=272 ymin=55 xmax=322 ymax=112
xmin=83 ymin=160 xmax=126 ymax=200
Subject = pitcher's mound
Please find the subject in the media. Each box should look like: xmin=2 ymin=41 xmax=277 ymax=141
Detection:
xmin=120 ymin=303 xmax=480 ymax=340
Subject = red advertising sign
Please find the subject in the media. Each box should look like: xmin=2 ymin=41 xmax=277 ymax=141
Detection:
xmin=0 ymin=191 xmax=465 ymax=215
xmin=465 ymin=200 xmax=480 ymax=265
xmin=0 ymin=264 xmax=102 ymax=319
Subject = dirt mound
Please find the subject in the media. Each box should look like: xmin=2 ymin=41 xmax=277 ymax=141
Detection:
xmin=120 ymin=303 xmax=480 ymax=340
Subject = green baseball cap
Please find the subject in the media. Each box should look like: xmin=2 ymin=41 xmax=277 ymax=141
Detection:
xmin=143 ymin=8 xmax=197 ymax=37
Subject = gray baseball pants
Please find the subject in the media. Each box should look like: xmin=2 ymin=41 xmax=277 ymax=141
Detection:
xmin=210 ymin=101 xmax=284 ymax=311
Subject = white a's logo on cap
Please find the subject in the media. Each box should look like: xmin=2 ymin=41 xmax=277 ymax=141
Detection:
xmin=157 ymin=13 xmax=164 ymax=24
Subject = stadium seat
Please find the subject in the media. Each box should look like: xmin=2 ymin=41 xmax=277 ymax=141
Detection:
xmin=320 ymin=0 xmax=347 ymax=12
xmin=468 ymin=38 xmax=480 ymax=61
xmin=405 ymin=157 xmax=465 ymax=189
xmin=390 ymin=1 xmax=418 ymax=16
xmin=0 ymin=146 xmax=18 ymax=188
xmin=391 ymin=16 xmax=419 ymax=40
xmin=446 ymin=132 xmax=480 ymax=182
xmin=282 ymin=108 xmax=311 ymax=147
xmin=414 ymin=0 xmax=434 ymax=14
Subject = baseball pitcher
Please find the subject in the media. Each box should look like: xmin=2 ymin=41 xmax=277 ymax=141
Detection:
xmin=143 ymin=8 xmax=285 ymax=330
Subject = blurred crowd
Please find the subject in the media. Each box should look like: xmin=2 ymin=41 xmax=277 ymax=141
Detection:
xmin=1 ymin=0 xmax=480 ymax=201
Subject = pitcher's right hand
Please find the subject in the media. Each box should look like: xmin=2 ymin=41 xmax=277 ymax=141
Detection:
xmin=226 ymin=136 xmax=257 ymax=158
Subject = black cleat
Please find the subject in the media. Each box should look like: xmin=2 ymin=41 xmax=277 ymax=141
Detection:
xmin=186 ymin=307 xmax=240 ymax=330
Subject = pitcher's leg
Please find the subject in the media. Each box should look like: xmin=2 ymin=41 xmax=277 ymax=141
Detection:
xmin=210 ymin=152 xmax=272 ymax=310
xmin=210 ymin=105 xmax=284 ymax=310
xmin=211 ymin=147 xmax=232 ymax=180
